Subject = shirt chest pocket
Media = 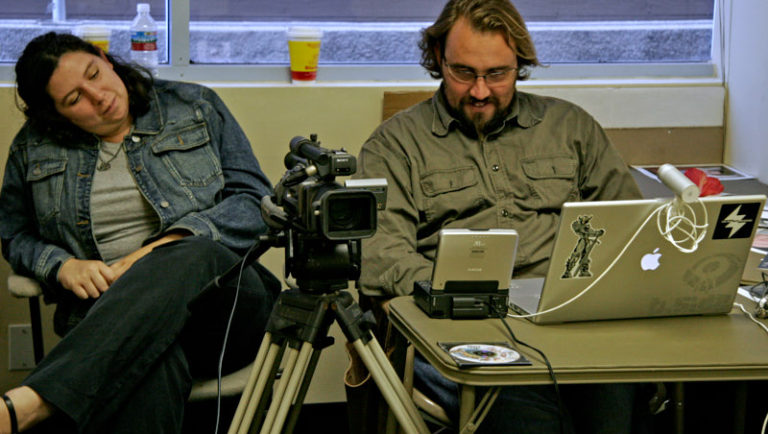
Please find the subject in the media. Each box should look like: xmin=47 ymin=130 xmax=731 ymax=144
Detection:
xmin=420 ymin=166 xmax=492 ymax=224
xmin=151 ymin=123 xmax=222 ymax=187
xmin=26 ymin=158 xmax=67 ymax=226
xmin=519 ymin=155 xmax=578 ymax=210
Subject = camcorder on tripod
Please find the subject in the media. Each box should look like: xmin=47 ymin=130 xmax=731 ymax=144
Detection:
xmin=223 ymin=135 xmax=429 ymax=434
xmin=261 ymin=134 xmax=383 ymax=292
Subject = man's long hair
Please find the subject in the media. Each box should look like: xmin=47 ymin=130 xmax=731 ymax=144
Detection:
xmin=15 ymin=32 xmax=154 ymax=144
xmin=419 ymin=0 xmax=540 ymax=80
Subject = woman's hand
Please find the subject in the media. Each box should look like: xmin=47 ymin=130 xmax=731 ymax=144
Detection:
xmin=58 ymin=258 xmax=116 ymax=299
xmin=58 ymin=232 xmax=191 ymax=298
xmin=109 ymin=231 xmax=190 ymax=281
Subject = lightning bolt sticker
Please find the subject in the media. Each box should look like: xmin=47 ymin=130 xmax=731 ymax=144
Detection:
xmin=713 ymin=203 xmax=760 ymax=240
xmin=723 ymin=205 xmax=748 ymax=238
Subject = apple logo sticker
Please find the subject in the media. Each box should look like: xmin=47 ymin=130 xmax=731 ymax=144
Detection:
xmin=641 ymin=248 xmax=662 ymax=271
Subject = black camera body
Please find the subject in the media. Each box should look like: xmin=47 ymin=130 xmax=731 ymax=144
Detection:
xmin=275 ymin=135 xmax=381 ymax=241
xmin=264 ymin=134 xmax=386 ymax=293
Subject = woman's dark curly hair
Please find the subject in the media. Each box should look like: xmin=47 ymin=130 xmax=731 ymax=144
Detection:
xmin=15 ymin=32 xmax=154 ymax=142
xmin=419 ymin=0 xmax=540 ymax=81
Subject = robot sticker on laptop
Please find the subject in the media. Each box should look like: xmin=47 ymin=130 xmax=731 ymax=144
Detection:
xmin=561 ymin=215 xmax=606 ymax=279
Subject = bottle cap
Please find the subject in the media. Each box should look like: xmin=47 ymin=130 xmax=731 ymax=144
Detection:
xmin=137 ymin=3 xmax=150 ymax=13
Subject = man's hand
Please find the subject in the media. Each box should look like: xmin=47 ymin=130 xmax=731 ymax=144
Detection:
xmin=58 ymin=258 xmax=116 ymax=299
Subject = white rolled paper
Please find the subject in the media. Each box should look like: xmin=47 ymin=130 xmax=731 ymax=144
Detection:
xmin=657 ymin=163 xmax=700 ymax=203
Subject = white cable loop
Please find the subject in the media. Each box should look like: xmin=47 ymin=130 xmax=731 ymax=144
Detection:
xmin=508 ymin=197 xmax=709 ymax=320
xmin=656 ymin=199 xmax=708 ymax=253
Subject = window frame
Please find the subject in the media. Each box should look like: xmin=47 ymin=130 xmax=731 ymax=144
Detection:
xmin=0 ymin=0 xmax=721 ymax=85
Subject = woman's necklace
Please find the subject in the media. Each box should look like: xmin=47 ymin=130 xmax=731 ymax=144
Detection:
xmin=96 ymin=141 xmax=123 ymax=171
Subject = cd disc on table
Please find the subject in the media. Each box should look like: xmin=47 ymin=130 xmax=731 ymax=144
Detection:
xmin=448 ymin=344 xmax=520 ymax=364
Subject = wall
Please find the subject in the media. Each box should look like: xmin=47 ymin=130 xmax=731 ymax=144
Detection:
xmin=723 ymin=0 xmax=768 ymax=183
xmin=0 ymin=80 xmax=725 ymax=400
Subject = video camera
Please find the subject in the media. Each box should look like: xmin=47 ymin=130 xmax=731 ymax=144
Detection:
xmin=261 ymin=134 xmax=387 ymax=292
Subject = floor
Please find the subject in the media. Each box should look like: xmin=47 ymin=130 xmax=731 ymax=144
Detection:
xmin=183 ymin=398 xmax=349 ymax=434
xmin=182 ymin=381 xmax=768 ymax=434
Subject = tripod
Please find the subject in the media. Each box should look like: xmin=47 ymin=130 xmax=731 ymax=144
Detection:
xmin=217 ymin=136 xmax=425 ymax=433
xmin=226 ymin=286 xmax=430 ymax=434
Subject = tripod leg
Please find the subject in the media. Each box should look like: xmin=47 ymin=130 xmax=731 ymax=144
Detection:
xmin=353 ymin=338 xmax=430 ymax=434
xmin=283 ymin=345 xmax=324 ymax=433
xmin=229 ymin=332 xmax=273 ymax=433
xmin=266 ymin=341 xmax=315 ymax=434
xmin=259 ymin=345 xmax=300 ymax=433
xmin=244 ymin=344 xmax=285 ymax=434
xmin=229 ymin=335 xmax=283 ymax=434
xmin=259 ymin=342 xmax=313 ymax=434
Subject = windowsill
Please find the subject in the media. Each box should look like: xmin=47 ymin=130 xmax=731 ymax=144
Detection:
xmin=155 ymin=62 xmax=722 ymax=87
xmin=0 ymin=63 xmax=722 ymax=88
xmin=0 ymin=66 xmax=723 ymax=89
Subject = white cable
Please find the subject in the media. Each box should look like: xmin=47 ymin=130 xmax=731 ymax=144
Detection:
xmin=734 ymin=303 xmax=768 ymax=335
xmin=508 ymin=197 xmax=709 ymax=320
xmin=509 ymin=203 xmax=663 ymax=319
xmin=215 ymin=251 xmax=250 ymax=434
xmin=762 ymin=406 xmax=768 ymax=434
xmin=655 ymin=199 xmax=708 ymax=253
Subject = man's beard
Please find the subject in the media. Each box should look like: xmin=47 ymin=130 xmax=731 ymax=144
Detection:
xmin=453 ymin=95 xmax=511 ymax=139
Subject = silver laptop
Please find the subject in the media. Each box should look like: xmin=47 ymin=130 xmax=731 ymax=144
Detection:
xmin=431 ymin=228 xmax=518 ymax=292
xmin=508 ymin=195 xmax=767 ymax=324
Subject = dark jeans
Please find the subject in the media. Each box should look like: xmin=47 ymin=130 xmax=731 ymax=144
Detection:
xmin=22 ymin=237 xmax=279 ymax=434
xmin=414 ymin=354 xmax=649 ymax=434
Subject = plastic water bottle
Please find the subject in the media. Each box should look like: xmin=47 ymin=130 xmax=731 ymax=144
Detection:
xmin=130 ymin=3 xmax=158 ymax=75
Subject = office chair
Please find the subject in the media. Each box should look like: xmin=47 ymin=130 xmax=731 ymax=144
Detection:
xmin=6 ymin=271 xmax=254 ymax=402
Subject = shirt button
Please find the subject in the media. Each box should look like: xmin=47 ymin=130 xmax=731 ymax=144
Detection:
xmin=160 ymin=201 xmax=170 ymax=208
xmin=501 ymin=209 xmax=510 ymax=217
xmin=492 ymin=164 xmax=500 ymax=171
xmin=132 ymin=136 xmax=140 ymax=143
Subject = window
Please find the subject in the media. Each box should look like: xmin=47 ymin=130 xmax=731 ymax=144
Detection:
xmin=0 ymin=1 xmax=167 ymax=65
xmin=0 ymin=0 xmax=716 ymax=81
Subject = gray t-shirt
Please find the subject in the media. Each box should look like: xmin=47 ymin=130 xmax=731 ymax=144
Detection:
xmin=90 ymin=139 xmax=160 ymax=264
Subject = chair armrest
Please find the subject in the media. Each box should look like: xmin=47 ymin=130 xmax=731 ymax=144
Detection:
xmin=188 ymin=363 xmax=254 ymax=401
xmin=7 ymin=272 xmax=44 ymax=298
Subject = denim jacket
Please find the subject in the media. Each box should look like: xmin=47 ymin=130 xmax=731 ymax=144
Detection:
xmin=0 ymin=80 xmax=273 ymax=303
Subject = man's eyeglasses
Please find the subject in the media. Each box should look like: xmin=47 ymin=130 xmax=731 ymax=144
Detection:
xmin=443 ymin=60 xmax=518 ymax=85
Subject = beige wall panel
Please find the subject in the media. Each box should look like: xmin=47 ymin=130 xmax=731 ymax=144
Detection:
xmin=0 ymin=84 xmax=724 ymax=399
xmin=607 ymin=127 xmax=724 ymax=165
